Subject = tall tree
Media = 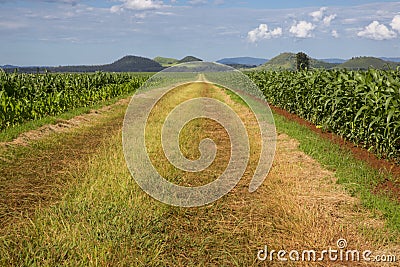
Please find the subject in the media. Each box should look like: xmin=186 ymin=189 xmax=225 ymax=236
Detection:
xmin=296 ymin=52 xmax=310 ymax=71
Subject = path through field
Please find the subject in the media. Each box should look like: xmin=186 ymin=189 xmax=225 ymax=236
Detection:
xmin=0 ymin=80 xmax=398 ymax=266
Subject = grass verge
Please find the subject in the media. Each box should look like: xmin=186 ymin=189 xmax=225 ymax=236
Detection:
xmin=273 ymin=111 xmax=400 ymax=232
xmin=0 ymin=92 xmax=136 ymax=143
xmin=0 ymin=99 xmax=129 ymax=228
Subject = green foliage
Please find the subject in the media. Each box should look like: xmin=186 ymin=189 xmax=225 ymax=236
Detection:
xmin=296 ymin=52 xmax=310 ymax=71
xmin=0 ymin=71 xmax=149 ymax=130
xmin=248 ymin=69 xmax=400 ymax=161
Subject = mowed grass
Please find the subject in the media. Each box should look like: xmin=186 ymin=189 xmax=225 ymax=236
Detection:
xmin=0 ymin=91 xmax=137 ymax=143
xmin=0 ymin=82 xmax=266 ymax=266
xmin=144 ymin=82 xmax=261 ymax=188
xmin=273 ymin=111 xmax=400 ymax=232
xmin=0 ymin=82 xmax=398 ymax=266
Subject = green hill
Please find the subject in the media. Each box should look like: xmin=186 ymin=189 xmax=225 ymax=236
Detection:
xmin=153 ymin=56 xmax=179 ymax=67
xmin=260 ymin=52 xmax=296 ymax=70
xmin=7 ymin=55 xmax=163 ymax=73
xmin=310 ymin=58 xmax=338 ymax=69
xmin=178 ymin=56 xmax=203 ymax=63
xmin=153 ymin=55 xmax=202 ymax=67
xmin=337 ymin=57 xmax=400 ymax=70
xmin=101 ymin=56 xmax=163 ymax=72
xmin=255 ymin=52 xmax=337 ymax=70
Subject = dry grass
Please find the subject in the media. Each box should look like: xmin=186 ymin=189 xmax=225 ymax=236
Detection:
xmin=0 ymin=99 xmax=129 ymax=229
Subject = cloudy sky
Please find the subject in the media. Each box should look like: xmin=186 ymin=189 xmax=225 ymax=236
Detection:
xmin=1 ymin=0 xmax=400 ymax=66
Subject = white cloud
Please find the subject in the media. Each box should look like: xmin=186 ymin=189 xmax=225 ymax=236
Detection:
xmin=188 ymin=0 xmax=207 ymax=4
xmin=110 ymin=0 xmax=165 ymax=12
xmin=341 ymin=18 xmax=358 ymax=24
xmin=289 ymin=21 xmax=315 ymax=38
xmin=309 ymin=7 xmax=336 ymax=27
xmin=309 ymin=7 xmax=327 ymax=22
xmin=323 ymin=14 xmax=336 ymax=26
xmin=134 ymin=12 xmax=147 ymax=18
xmin=154 ymin=11 xmax=174 ymax=15
xmin=357 ymin=21 xmax=397 ymax=40
xmin=110 ymin=5 xmax=122 ymax=13
xmin=247 ymin=24 xmax=282 ymax=43
xmin=331 ymin=30 xmax=339 ymax=38
xmin=0 ymin=21 xmax=25 ymax=29
xmin=390 ymin=15 xmax=400 ymax=33
xmin=61 ymin=36 xmax=79 ymax=43
xmin=25 ymin=0 xmax=79 ymax=4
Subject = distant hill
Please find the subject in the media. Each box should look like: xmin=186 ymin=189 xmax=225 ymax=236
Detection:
xmin=220 ymin=63 xmax=258 ymax=69
xmin=255 ymin=54 xmax=400 ymax=70
xmin=217 ymin=57 xmax=268 ymax=66
xmin=379 ymin=57 xmax=400 ymax=63
xmin=319 ymin=58 xmax=347 ymax=64
xmin=3 ymin=55 xmax=163 ymax=73
xmin=101 ymin=56 xmax=162 ymax=72
xmin=337 ymin=57 xmax=400 ymax=70
xmin=153 ymin=56 xmax=179 ymax=67
xmin=4 ymin=54 xmax=400 ymax=73
xmin=260 ymin=52 xmax=296 ymax=69
xmin=58 ymin=55 xmax=163 ymax=72
xmin=178 ymin=56 xmax=202 ymax=63
xmin=255 ymin=52 xmax=337 ymax=70
xmin=311 ymin=58 xmax=339 ymax=69
xmin=1 ymin=64 xmax=19 ymax=69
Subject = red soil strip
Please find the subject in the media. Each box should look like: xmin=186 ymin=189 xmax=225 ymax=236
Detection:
xmin=270 ymin=105 xmax=400 ymax=203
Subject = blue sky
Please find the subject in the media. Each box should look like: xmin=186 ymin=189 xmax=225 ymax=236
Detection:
xmin=1 ymin=0 xmax=400 ymax=66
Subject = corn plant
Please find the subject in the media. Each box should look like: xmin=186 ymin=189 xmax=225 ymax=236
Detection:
xmin=0 ymin=71 xmax=149 ymax=130
xmin=248 ymin=69 xmax=400 ymax=162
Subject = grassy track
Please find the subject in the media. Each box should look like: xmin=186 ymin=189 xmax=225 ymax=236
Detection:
xmin=0 ymin=98 xmax=130 ymax=228
xmin=273 ymin=111 xmax=400 ymax=230
xmin=0 ymin=91 xmax=139 ymax=143
xmin=0 ymin=82 xmax=398 ymax=266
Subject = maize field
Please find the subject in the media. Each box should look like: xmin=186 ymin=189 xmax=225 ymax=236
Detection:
xmin=248 ymin=69 xmax=400 ymax=162
xmin=0 ymin=71 xmax=148 ymax=130
xmin=1 ymin=68 xmax=399 ymax=162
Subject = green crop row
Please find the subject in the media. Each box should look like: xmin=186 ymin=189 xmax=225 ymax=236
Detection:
xmin=247 ymin=69 xmax=400 ymax=162
xmin=0 ymin=71 xmax=149 ymax=130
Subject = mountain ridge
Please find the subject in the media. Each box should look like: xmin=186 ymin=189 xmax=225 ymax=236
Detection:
xmin=254 ymin=52 xmax=336 ymax=70
xmin=3 ymin=53 xmax=400 ymax=73
xmin=253 ymin=53 xmax=400 ymax=70
xmin=178 ymin=56 xmax=202 ymax=63
xmin=337 ymin=56 xmax=400 ymax=70
xmin=216 ymin=57 xmax=268 ymax=66
xmin=2 ymin=55 xmax=163 ymax=73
